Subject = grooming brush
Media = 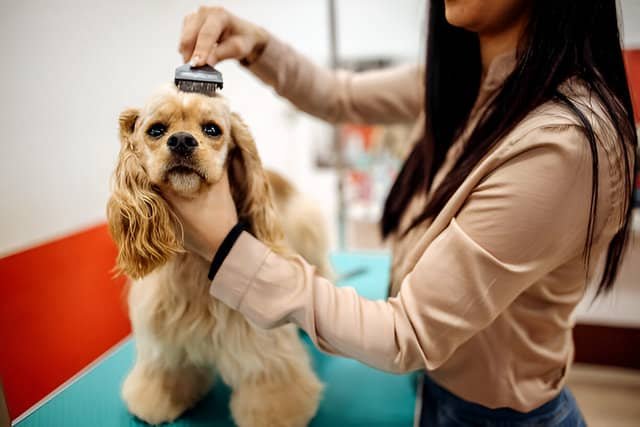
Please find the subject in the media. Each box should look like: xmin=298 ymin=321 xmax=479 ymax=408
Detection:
xmin=174 ymin=64 xmax=223 ymax=96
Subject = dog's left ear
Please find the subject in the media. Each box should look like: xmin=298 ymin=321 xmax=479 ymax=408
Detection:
xmin=106 ymin=107 xmax=182 ymax=279
xmin=228 ymin=113 xmax=285 ymax=249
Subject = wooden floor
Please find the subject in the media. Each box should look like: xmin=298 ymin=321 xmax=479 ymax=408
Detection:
xmin=568 ymin=364 xmax=640 ymax=427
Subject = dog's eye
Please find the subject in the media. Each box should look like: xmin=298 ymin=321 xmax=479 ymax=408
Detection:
xmin=147 ymin=123 xmax=167 ymax=138
xmin=202 ymin=122 xmax=221 ymax=137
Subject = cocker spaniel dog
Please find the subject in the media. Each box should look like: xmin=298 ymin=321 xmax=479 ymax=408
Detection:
xmin=107 ymin=85 xmax=326 ymax=426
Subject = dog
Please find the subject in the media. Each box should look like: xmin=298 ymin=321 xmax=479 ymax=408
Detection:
xmin=266 ymin=170 xmax=333 ymax=279
xmin=107 ymin=85 xmax=324 ymax=426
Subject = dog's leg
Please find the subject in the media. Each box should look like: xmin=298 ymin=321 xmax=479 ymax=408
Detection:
xmin=122 ymin=343 xmax=214 ymax=425
xmin=216 ymin=319 xmax=323 ymax=427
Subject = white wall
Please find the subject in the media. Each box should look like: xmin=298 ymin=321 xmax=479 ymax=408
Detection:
xmin=0 ymin=0 xmax=423 ymax=255
xmin=621 ymin=0 xmax=640 ymax=47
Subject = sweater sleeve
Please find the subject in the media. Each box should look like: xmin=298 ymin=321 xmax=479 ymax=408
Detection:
xmin=210 ymin=125 xmax=601 ymax=373
xmin=246 ymin=34 xmax=423 ymax=124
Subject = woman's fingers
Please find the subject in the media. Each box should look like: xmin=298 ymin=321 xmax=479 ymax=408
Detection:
xmin=179 ymin=6 xmax=267 ymax=67
xmin=190 ymin=9 xmax=229 ymax=66
xmin=207 ymin=35 xmax=251 ymax=65
xmin=179 ymin=12 xmax=202 ymax=62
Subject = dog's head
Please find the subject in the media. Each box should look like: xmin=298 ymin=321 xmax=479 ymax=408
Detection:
xmin=107 ymin=85 xmax=283 ymax=279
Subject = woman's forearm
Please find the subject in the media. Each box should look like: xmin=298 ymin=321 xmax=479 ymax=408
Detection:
xmin=208 ymin=231 xmax=417 ymax=373
xmin=246 ymin=34 xmax=423 ymax=125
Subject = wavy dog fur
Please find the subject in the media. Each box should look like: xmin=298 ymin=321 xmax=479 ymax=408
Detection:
xmin=226 ymin=112 xmax=288 ymax=254
xmin=106 ymin=87 xmax=322 ymax=427
xmin=107 ymin=108 xmax=183 ymax=279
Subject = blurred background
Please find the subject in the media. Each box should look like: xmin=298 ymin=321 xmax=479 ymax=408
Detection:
xmin=0 ymin=1 xmax=639 ymax=425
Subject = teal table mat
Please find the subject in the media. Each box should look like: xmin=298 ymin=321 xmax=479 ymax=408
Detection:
xmin=16 ymin=252 xmax=417 ymax=427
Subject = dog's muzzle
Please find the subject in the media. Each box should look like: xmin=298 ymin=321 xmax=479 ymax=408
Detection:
xmin=167 ymin=132 xmax=198 ymax=157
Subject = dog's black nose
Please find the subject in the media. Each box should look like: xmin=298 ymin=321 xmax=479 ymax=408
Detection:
xmin=167 ymin=132 xmax=198 ymax=156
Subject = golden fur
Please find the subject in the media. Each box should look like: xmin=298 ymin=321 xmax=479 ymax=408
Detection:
xmin=267 ymin=170 xmax=333 ymax=278
xmin=107 ymin=86 xmax=323 ymax=426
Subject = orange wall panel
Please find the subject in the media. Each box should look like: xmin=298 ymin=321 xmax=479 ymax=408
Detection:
xmin=624 ymin=49 xmax=640 ymax=123
xmin=0 ymin=224 xmax=130 ymax=419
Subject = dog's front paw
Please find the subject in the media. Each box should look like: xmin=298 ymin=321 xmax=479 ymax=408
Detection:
xmin=122 ymin=367 xmax=183 ymax=425
xmin=230 ymin=370 xmax=323 ymax=427
xmin=122 ymin=363 xmax=211 ymax=425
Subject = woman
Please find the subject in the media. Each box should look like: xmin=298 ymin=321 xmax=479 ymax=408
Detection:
xmin=166 ymin=0 xmax=637 ymax=425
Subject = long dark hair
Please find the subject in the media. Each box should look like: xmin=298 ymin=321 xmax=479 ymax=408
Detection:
xmin=381 ymin=0 xmax=637 ymax=295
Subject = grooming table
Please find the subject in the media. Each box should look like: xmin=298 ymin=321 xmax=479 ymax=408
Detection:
xmin=14 ymin=252 xmax=417 ymax=427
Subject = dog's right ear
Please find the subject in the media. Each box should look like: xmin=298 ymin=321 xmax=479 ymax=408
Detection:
xmin=119 ymin=108 xmax=139 ymax=144
xmin=106 ymin=107 xmax=182 ymax=279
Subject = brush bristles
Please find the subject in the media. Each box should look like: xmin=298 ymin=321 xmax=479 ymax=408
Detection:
xmin=175 ymin=80 xmax=221 ymax=97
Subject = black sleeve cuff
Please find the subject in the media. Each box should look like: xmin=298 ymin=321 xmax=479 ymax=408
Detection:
xmin=207 ymin=222 xmax=248 ymax=281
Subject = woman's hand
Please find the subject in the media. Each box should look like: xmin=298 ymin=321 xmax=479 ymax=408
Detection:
xmin=179 ymin=6 xmax=269 ymax=67
xmin=163 ymin=173 xmax=238 ymax=261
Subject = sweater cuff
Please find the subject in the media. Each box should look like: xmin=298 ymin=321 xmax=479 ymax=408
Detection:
xmin=207 ymin=222 xmax=247 ymax=280
xmin=209 ymin=231 xmax=271 ymax=310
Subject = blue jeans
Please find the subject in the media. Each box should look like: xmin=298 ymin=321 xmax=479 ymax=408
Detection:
xmin=419 ymin=375 xmax=587 ymax=426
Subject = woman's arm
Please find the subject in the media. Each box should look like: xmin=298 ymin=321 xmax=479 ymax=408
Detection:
xmin=246 ymin=35 xmax=423 ymax=124
xmin=209 ymin=125 xmax=605 ymax=373
xmin=179 ymin=6 xmax=423 ymax=125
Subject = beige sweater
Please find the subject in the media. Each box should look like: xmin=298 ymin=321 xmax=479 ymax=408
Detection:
xmin=210 ymin=36 xmax=628 ymax=411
